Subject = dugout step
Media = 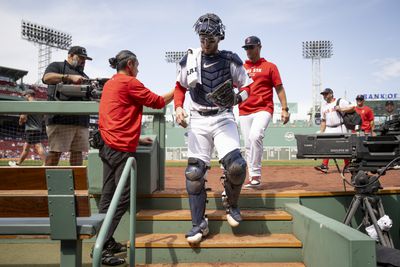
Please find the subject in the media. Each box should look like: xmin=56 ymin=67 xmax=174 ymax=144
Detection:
xmin=136 ymin=263 xmax=306 ymax=267
xmin=136 ymin=209 xmax=292 ymax=221
xmin=131 ymin=233 xmax=302 ymax=248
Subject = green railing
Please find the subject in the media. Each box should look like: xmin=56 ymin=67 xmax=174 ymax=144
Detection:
xmin=0 ymin=100 xmax=166 ymax=189
xmin=92 ymin=157 xmax=137 ymax=267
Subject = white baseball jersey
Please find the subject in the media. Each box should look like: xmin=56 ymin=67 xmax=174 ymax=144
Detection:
xmin=177 ymin=50 xmax=252 ymax=112
xmin=177 ymin=49 xmax=253 ymax=163
xmin=321 ymin=98 xmax=352 ymax=133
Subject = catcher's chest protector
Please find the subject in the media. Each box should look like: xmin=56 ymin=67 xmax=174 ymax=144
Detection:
xmin=190 ymin=52 xmax=232 ymax=107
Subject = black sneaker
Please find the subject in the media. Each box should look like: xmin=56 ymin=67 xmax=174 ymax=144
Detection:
xmin=101 ymin=249 xmax=125 ymax=266
xmin=106 ymin=237 xmax=127 ymax=254
xmin=90 ymin=247 xmax=125 ymax=266
xmin=314 ymin=164 xmax=328 ymax=174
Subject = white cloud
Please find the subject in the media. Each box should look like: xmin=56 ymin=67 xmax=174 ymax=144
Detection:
xmin=373 ymin=58 xmax=400 ymax=81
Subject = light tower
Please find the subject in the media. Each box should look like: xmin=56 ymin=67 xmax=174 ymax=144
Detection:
xmin=21 ymin=20 xmax=72 ymax=84
xmin=165 ymin=51 xmax=186 ymax=75
xmin=302 ymin=40 xmax=333 ymax=123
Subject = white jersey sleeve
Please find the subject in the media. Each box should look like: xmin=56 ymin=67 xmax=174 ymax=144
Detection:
xmin=338 ymin=98 xmax=354 ymax=109
xmin=230 ymin=62 xmax=253 ymax=89
xmin=176 ymin=64 xmax=189 ymax=89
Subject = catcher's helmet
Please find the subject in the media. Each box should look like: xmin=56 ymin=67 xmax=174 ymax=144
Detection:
xmin=193 ymin=13 xmax=225 ymax=40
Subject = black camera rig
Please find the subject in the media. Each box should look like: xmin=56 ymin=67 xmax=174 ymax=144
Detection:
xmin=296 ymin=115 xmax=400 ymax=173
xmin=295 ymin=115 xmax=400 ymax=248
xmin=54 ymin=78 xmax=108 ymax=101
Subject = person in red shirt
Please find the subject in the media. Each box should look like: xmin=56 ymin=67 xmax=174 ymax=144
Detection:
xmin=97 ymin=50 xmax=174 ymax=265
xmin=355 ymin=94 xmax=375 ymax=135
xmin=239 ymin=36 xmax=290 ymax=189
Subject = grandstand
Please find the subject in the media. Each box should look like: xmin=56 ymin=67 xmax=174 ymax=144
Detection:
xmin=0 ymin=66 xmax=47 ymax=100
xmin=0 ymin=67 xmax=48 ymax=161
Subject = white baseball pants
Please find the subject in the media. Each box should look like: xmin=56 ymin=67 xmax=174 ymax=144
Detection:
xmin=239 ymin=111 xmax=272 ymax=177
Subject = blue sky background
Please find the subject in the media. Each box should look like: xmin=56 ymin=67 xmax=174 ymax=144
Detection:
xmin=0 ymin=0 xmax=399 ymax=119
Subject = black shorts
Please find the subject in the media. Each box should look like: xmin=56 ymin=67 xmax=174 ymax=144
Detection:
xmin=25 ymin=131 xmax=42 ymax=145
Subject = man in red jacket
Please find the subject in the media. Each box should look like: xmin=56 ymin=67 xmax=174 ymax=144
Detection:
xmin=239 ymin=36 xmax=290 ymax=189
xmin=355 ymin=94 xmax=375 ymax=135
xmin=97 ymin=50 xmax=174 ymax=265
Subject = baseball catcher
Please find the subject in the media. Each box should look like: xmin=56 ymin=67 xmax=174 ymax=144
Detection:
xmin=173 ymin=13 xmax=253 ymax=244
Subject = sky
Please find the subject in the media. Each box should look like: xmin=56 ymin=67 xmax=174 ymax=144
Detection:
xmin=0 ymin=0 xmax=399 ymax=119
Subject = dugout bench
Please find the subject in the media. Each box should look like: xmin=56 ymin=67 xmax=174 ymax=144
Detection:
xmin=0 ymin=166 xmax=105 ymax=267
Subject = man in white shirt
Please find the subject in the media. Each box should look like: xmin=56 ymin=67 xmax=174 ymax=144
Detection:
xmin=314 ymin=88 xmax=355 ymax=173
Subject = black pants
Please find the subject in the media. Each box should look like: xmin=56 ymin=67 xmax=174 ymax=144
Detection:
xmin=98 ymin=143 xmax=134 ymax=245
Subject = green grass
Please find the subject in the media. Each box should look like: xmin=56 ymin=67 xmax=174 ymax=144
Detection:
xmin=0 ymin=159 xmax=319 ymax=167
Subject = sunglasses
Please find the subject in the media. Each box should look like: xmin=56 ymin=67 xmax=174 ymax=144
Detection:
xmin=244 ymin=45 xmax=257 ymax=50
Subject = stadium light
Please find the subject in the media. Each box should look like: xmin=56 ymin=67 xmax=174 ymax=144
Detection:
xmin=302 ymin=41 xmax=333 ymax=59
xmin=165 ymin=51 xmax=186 ymax=63
xmin=21 ymin=20 xmax=72 ymax=49
xmin=21 ymin=20 xmax=72 ymax=84
xmin=302 ymin=40 xmax=333 ymax=124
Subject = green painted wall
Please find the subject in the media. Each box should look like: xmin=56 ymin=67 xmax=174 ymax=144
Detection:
xmin=287 ymin=203 xmax=376 ymax=267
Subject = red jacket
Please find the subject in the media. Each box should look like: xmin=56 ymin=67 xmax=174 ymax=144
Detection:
xmin=99 ymin=73 xmax=165 ymax=152
xmin=239 ymin=58 xmax=282 ymax=116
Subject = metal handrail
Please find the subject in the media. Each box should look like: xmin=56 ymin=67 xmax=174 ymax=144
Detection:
xmin=92 ymin=157 xmax=137 ymax=267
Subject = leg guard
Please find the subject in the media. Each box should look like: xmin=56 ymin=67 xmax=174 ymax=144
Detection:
xmin=220 ymin=149 xmax=247 ymax=208
xmin=185 ymin=157 xmax=208 ymax=226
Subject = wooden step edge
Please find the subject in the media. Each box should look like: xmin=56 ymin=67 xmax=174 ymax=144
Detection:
xmin=133 ymin=233 xmax=302 ymax=248
xmin=136 ymin=209 xmax=292 ymax=221
xmin=135 ymin=263 xmax=306 ymax=267
xmin=0 ymin=190 xmax=89 ymax=196
xmin=138 ymin=187 xmax=400 ymax=198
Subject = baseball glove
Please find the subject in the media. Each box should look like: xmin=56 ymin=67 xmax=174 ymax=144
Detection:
xmin=206 ymin=79 xmax=236 ymax=108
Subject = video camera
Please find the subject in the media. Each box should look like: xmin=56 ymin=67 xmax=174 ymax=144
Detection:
xmin=296 ymin=115 xmax=400 ymax=173
xmin=54 ymin=78 xmax=109 ymax=101
xmin=296 ymin=116 xmax=400 ymax=248
xmin=377 ymin=114 xmax=400 ymax=136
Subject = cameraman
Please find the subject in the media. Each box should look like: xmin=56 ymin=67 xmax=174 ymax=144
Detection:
xmin=42 ymin=46 xmax=91 ymax=166
xmin=97 ymin=50 xmax=174 ymax=265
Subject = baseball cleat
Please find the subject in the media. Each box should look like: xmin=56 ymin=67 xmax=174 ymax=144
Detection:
xmin=243 ymin=176 xmax=261 ymax=189
xmin=314 ymin=164 xmax=328 ymax=174
xmin=186 ymin=219 xmax=209 ymax=244
xmin=227 ymin=207 xmax=242 ymax=227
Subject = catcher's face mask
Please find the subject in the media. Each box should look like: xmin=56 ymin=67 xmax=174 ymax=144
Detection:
xmin=194 ymin=13 xmax=225 ymax=40
xmin=199 ymin=35 xmax=219 ymax=55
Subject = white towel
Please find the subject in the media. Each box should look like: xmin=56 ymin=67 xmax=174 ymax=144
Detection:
xmin=186 ymin=47 xmax=202 ymax=88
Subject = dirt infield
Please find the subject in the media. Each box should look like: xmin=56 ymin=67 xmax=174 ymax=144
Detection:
xmin=165 ymin=165 xmax=400 ymax=193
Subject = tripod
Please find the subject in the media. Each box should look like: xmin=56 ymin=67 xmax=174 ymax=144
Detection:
xmin=343 ymin=171 xmax=394 ymax=248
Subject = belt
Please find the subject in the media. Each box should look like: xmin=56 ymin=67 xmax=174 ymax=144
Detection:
xmin=326 ymin=123 xmax=343 ymax=128
xmin=195 ymin=108 xmax=232 ymax=116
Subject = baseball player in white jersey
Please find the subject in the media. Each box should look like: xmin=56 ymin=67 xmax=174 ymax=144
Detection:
xmin=174 ymin=13 xmax=253 ymax=244
xmin=314 ymin=88 xmax=354 ymax=173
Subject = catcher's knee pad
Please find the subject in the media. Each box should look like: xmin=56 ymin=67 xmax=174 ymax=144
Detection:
xmin=185 ymin=157 xmax=207 ymax=195
xmin=220 ymin=149 xmax=247 ymax=186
